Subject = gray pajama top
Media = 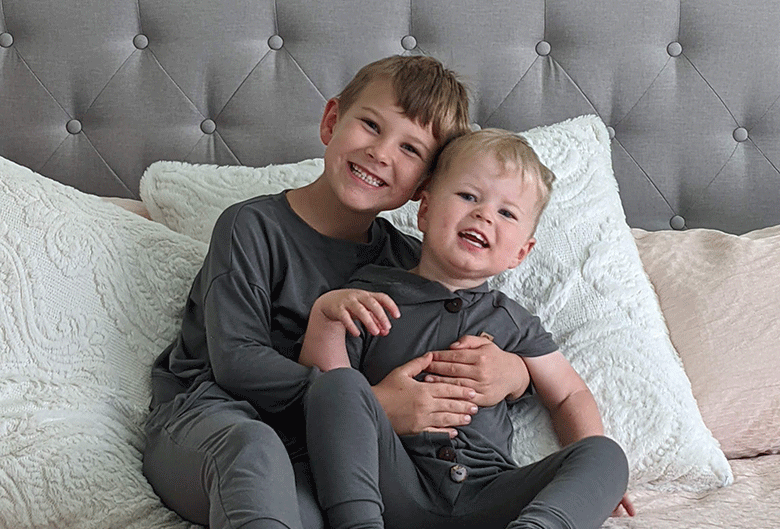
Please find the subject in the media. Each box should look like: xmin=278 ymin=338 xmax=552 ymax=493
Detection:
xmin=150 ymin=192 xmax=420 ymax=459
xmin=344 ymin=264 xmax=558 ymax=474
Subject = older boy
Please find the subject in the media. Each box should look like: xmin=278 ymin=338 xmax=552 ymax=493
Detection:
xmin=143 ymin=56 xmax=533 ymax=529
xmin=300 ymin=129 xmax=631 ymax=529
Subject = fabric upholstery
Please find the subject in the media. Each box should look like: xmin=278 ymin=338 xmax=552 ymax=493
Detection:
xmin=603 ymin=455 xmax=780 ymax=529
xmin=1 ymin=1 xmax=780 ymax=233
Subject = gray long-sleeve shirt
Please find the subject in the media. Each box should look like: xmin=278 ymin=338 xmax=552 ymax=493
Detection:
xmin=151 ymin=192 xmax=420 ymax=457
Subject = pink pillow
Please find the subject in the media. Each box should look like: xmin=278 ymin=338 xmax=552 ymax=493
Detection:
xmin=633 ymin=226 xmax=780 ymax=459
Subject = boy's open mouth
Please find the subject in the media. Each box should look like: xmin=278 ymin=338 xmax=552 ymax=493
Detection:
xmin=350 ymin=162 xmax=385 ymax=187
xmin=459 ymin=229 xmax=489 ymax=248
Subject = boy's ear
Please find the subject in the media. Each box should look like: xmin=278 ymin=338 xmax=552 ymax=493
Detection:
xmin=411 ymin=176 xmax=432 ymax=201
xmin=508 ymin=237 xmax=536 ymax=269
xmin=320 ymin=98 xmax=340 ymax=146
xmin=416 ymin=191 xmax=431 ymax=233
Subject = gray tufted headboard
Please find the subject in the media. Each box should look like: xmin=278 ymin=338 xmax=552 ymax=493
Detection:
xmin=2 ymin=1 xmax=779 ymax=234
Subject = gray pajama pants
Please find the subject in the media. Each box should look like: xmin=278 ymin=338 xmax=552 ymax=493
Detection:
xmin=305 ymin=368 xmax=628 ymax=529
xmin=143 ymin=381 xmax=325 ymax=529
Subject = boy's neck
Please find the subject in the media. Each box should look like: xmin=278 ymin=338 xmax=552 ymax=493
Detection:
xmin=286 ymin=180 xmax=376 ymax=243
xmin=410 ymin=257 xmax=490 ymax=292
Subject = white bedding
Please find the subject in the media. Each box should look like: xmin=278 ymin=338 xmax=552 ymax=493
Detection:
xmin=1 ymin=115 xmax=771 ymax=527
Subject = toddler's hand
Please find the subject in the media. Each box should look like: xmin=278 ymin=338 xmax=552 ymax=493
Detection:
xmin=315 ymin=289 xmax=400 ymax=337
xmin=611 ymin=494 xmax=636 ymax=517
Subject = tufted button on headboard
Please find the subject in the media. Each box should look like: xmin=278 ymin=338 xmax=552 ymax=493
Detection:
xmin=1 ymin=0 xmax=779 ymax=234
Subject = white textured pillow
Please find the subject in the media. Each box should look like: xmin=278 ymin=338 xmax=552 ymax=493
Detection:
xmin=0 ymin=156 xmax=206 ymax=528
xmin=141 ymin=158 xmax=324 ymax=243
xmin=513 ymin=119 xmax=730 ymax=490
xmin=140 ymin=115 xmax=732 ymax=492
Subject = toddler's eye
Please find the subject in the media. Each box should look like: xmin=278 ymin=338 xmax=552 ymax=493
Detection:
xmin=362 ymin=119 xmax=379 ymax=132
xmin=499 ymin=209 xmax=517 ymax=220
xmin=457 ymin=192 xmax=476 ymax=202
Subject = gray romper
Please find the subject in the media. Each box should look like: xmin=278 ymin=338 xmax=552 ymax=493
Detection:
xmin=142 ymin=193 xmax=420 ymax=529
xmin=305 ymin=265 xmax=629 ymax=529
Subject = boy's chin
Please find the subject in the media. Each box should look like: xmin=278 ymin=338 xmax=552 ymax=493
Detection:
xmin=338 ymin=196 xmax=388 ymax=216
xmin=341 ymin=190 xmax=408 ymax=215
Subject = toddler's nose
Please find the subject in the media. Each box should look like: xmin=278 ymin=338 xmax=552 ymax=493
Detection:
xmin=473 ymin=208 xmax=493 ymax=224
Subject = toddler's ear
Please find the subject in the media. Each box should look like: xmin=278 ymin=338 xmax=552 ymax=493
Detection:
xmin=320 ymin=98 xmax=340 ymax=146
xmin=509 ymin=237 xmax=536 ymax=269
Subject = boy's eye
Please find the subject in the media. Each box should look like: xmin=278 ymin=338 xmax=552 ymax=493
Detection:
xmin=401 ymin=144 xmax=420 ymax=156
xmin=362 ymin=119 xmax=379 ymax=132
xmin=499 ymin=209 xmax=517 ymax=220
xmin=457 ymin=192 xmax=476 ymax=202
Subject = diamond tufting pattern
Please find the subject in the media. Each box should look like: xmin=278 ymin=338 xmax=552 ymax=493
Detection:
xmin=1 ymin=0 xmax=779 ymax=233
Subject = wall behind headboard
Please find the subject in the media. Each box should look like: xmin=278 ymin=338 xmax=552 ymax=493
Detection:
xmin=1 ymin=0 xmax=779 ymax=233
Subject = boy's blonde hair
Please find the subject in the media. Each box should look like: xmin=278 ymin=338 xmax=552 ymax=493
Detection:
xmin=430 ymin=128 xmax=556 ymax=229
xmin=337 ymin=55 xmax=471 ymax=145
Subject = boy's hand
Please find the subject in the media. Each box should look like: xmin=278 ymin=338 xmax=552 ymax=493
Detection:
xmin=315 ymin=288 xmax=400 ymax=337
xmin=423 ymin=335 xmax=530 ymax=407
xmin=372 ymin=353 xmax=479 ymax=438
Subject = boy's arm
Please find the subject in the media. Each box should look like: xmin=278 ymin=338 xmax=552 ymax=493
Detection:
xmin=299 ymin=289 xmax=479 ymax=438
xmin=298 ymin=289 xmax=400 ymax=371
xmin=522 ymin=351 xmax=603 ymax=444
xmin=423 ymin=335 xmax=531 ymax=407
xmin=371 ymin=353 xmax=479 ymax=438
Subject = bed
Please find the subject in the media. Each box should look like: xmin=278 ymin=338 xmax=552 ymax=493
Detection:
xmin=1 ymin=1 xmax=779 ymax=528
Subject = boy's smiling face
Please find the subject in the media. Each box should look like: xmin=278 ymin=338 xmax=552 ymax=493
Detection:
xmin=415 ymin=151 xmax=539 ymax=291
xmin=319 ymin=78 xmax=438 ymax=216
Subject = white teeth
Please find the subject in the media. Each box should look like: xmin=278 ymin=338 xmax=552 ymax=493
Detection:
xmin=461 ymin=230 xmax=488 ymax=248
xmin=350 ymin=163 xmax=384 ymax=187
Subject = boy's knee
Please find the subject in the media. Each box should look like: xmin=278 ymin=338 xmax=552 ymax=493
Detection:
xmin=217 ymin=420 xmax=290 ymax=470
xmin=228 ymin=419 xmax=283 ymax=448
xmin=323 ymin=366 xmax=366 ymax=385
xmin=307 ymin=367 xmax=369 ymax=402
xmin=306 ymin=368 xmax=378 ymax=425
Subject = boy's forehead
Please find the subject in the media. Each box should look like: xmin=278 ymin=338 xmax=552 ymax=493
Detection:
xmin=350 ymin=79 xmax=436 ymax=137
xmin=351 ymin=78 xmax=401 ymax=111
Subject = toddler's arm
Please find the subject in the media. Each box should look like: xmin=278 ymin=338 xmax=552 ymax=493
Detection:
xmin=298 ymin=289 xmax=399 ymax=371
xmin=526 ymin=352 xmax=636 ymax=517
xmin=525 ymin=352 xmax=636 ymax=517
xmin=522 ymin=351 xmax=603 ymax=445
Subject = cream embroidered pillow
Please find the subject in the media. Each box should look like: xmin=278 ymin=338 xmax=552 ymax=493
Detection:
xmin=0 ymin=155 xmax=206 ymax=528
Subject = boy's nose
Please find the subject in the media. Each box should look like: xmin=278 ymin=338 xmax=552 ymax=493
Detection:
xmin=366 ymin=139 xmax=391 ymax=164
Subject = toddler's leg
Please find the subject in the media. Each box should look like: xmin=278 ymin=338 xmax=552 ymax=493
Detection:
xmin=294 ymin=460 xmax=327 ymax=529
xmin=502 ymin=436 xmax=628 ymax=529
xmin=307 ymin=368 xmax=480 ymax=529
